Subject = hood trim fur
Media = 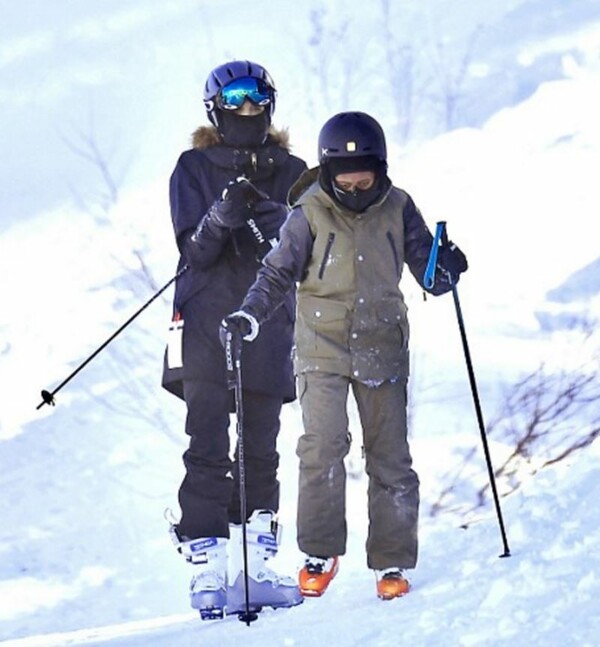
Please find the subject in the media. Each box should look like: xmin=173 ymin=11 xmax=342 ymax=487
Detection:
xmin=191 ymin=125 xmax=292 ymax=151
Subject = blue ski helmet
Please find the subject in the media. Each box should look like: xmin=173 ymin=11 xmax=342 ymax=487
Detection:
xmin=318 ymin=112 xmax=387 ymax=165
xmin=203 ymin=60 xmax=277 ymax=128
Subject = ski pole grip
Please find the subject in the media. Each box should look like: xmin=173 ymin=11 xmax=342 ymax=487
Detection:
xmin=423 ymin=221 xmax=447 ymax=289
xmin=224 ymin=329 xmax=242 ymax=390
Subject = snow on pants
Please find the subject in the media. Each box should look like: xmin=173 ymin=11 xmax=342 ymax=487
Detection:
xmin=296 ymin=371 xmax=419 ymax=570
xmin=177 ymin=379 xmax=282 ymax=540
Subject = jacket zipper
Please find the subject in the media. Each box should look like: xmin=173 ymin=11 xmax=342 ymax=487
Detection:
xmin=386 ymin=231 xmax=400 ymax=276
xmin=318 ymin=232 xmax=335 ymax=279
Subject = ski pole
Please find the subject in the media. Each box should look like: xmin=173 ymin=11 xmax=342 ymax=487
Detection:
xmin=425 ymin=222 xmax=511 ymax=558
xmin=224 ymin=329 xmax=259 ymax=626
xmin=36 ymin=264 xmax=189 ymax=410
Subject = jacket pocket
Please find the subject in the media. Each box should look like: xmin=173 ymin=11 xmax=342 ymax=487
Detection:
xmin=386 ymin=231 xmax=400 ymax=277
xmin=376 ymin=298 xmax=408 ymax=349
xmin=318 ymin=232 xmax=336 ymax=279
xmin=297 ymin=295 xmax=348 ymax=359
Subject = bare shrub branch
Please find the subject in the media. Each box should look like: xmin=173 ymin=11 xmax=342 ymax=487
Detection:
xmin=428 ymin=334 xmax=599 ymax=518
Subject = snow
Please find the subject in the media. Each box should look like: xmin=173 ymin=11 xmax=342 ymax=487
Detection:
xmin=2 ymin=433 xmax=600 ymax=646
xmin=2 ymin=2 xmax=600 ymax=646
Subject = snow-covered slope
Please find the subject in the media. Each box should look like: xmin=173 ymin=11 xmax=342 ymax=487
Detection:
xmin=2 ymin=434 xmax=600 ymax=646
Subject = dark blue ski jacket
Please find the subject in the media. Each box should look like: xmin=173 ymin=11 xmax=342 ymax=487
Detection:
xmin=162 ymin=125 xmax=307 ymax=400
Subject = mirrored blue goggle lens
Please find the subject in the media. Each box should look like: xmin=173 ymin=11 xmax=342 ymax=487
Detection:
xmin=218 ymin=77 xmax=271 ymax=109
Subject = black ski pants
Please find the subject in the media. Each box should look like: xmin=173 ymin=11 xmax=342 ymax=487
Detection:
xmin=177 ymin=379 xmax=282 ymax=540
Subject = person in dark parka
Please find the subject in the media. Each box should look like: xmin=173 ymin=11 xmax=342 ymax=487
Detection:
xmin=163 ymin=60 xmax=307 ymax=619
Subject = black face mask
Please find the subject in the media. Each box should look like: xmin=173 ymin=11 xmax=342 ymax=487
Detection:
xmin=319 ymin=160 xmax=389 ymax=213
xmin=218 ymin=110 xmax=270 ymax=147
xmin=331 ymin=181 xmax=384 ymax=213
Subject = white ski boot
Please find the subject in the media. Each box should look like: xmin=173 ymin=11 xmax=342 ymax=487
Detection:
xmin=186 ymin=537 xmax=228 ymax=619
xmin=170 ymin=523 xmax=228 ymax=620
xmin=227 ymin=509 xmax=303 ymax=615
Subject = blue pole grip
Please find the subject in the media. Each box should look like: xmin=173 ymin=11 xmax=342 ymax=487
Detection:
xmin=423 ymin=221 xmax=447 ymax=289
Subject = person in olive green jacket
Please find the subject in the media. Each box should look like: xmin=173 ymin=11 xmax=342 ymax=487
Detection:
xmin=220 ymin=111 xmax=468 ymax=601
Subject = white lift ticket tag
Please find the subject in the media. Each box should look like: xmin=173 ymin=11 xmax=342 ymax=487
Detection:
xmin=167 ymin=316 xmax=184 ymax=369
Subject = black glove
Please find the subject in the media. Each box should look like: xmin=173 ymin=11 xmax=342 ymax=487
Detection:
xmin=210 ymin=177 xmax=268 ymax=229
xmin=437 ymin=241 xmax=468 ymax=279
xmin=251 ymin=200 xmax=288 ymax=241
xmin=219 ymin=310 xmax=260 ymax=347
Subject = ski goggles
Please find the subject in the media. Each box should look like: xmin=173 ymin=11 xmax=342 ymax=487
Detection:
xmin=217 ymin=76 xmax=273 ymax=110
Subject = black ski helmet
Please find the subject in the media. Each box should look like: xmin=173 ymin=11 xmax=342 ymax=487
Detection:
xmin=318 ymin=112 xmax=387 ymax=165
xmin=203 ymin=60 xmax=277 ymax=128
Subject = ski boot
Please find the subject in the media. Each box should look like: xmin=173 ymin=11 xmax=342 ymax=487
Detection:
xmin=227 ymin=509 xmax=304 ymax=615
xmin=185 ymin=537 xmax=228 ymax=619
xmin=375 ymin=567 xmax=410 ymax=600
xmin=299 ymin=555 xmax=339 ymax=597
xmin=167 ymin=514 xmax=228 ymax=620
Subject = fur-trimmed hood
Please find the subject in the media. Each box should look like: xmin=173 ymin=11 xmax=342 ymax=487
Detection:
xmin=191 ymin=125 xmax=292 ymax=151
xmin=187 ymin=125 xmax=298 ymax=178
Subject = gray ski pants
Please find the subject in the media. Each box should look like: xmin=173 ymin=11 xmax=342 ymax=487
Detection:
xmin=296 ymin=371 xmax=419 ymax=570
